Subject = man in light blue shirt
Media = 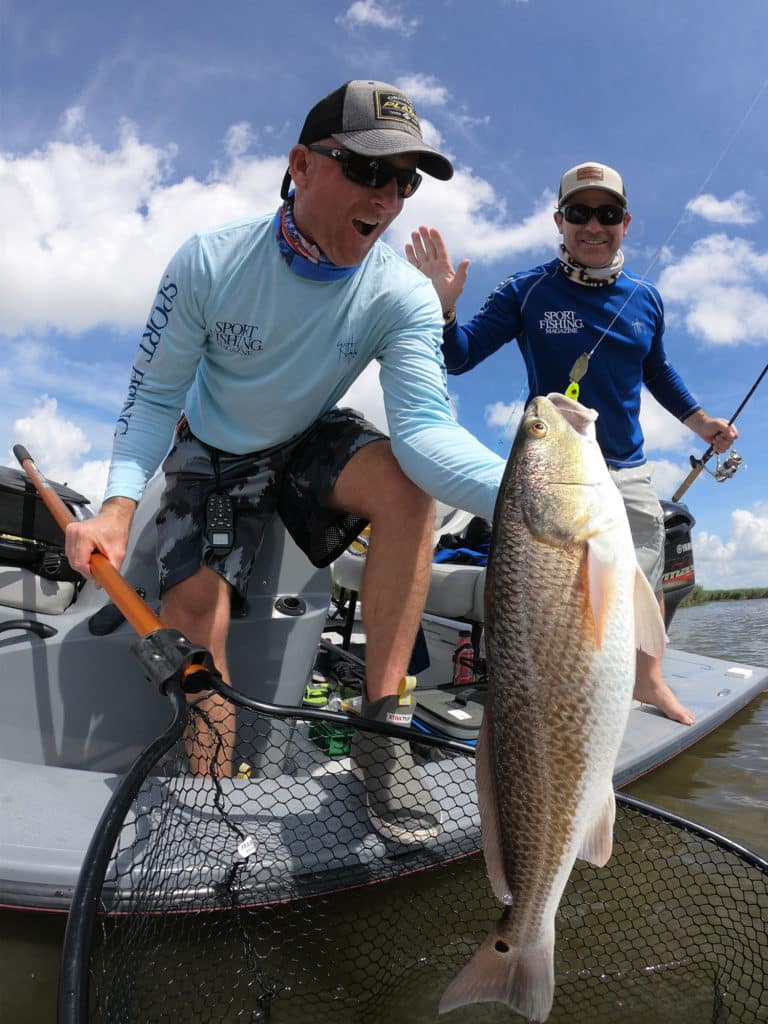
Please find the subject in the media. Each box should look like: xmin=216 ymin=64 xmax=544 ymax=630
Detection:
xmin=66 ymin=79 xmax=505 ymax=843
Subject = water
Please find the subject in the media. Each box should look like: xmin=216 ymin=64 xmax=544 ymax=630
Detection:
xmin=1 ymin=601 xmax=766 ymax=1023
xmin=628 ymin=599 xmax=768 ymax=860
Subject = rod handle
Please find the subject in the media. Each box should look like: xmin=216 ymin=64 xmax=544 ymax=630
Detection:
xmin=671 ymin=461 xmax=705 ymax=503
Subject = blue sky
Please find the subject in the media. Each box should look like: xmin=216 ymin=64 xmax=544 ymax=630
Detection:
xmin=2 ymin=0 xmax=767 ymax=588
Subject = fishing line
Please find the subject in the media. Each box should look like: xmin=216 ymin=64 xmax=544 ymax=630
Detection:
xmin=494 ymin=381 xmax=529 ymax=449
xmin=564 ymin=73 xmax=768 ymax=400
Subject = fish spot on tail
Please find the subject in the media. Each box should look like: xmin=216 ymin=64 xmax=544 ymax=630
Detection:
xmin=438 ymin=929 xmax=555 ymax=1022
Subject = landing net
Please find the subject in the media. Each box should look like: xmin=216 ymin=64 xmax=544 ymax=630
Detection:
xmin=71 ymin=681 xmax=767 ymax=1024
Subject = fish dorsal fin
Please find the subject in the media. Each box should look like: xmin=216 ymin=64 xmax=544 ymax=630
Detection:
xmin=577 ymin=787 xmax=615 ymax=867
xmin=586 ymin=533 xmax=618 ymax=650
xmin=634 ymin=564 xmax=668 ymax=657
xmin=476 ymin=715 xmax=512 ymax=904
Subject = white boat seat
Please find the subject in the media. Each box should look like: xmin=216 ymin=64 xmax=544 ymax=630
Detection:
xmin=0 ymin=566 xmax=77 ymax=615
xmin=331 ymin=501 xmax=486 ymax=626
xmin=426 ymin=561 xmax=486 ymax=622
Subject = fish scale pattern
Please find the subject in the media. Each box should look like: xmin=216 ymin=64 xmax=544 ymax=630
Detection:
xmin=484 ymin=511 xmax=636 ymax=946
xmin=79 ymin=688 xmax=768 ymax=1024
xmin=454 ymin=393 xmax=655 ymax=1020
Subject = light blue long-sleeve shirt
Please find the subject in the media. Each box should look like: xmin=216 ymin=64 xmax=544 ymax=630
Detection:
xmin=106 ymin=211 xmax=504 ymax=519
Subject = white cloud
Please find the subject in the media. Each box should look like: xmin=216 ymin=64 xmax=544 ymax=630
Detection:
xmin=648 ymin=458 xmax=690 ymax=502
xmin=59 ymin=105 xmax=86 ymax=138
xmin=640 ymin=390 xmax=692 ymax=454
xmin=686 ymin=191 xmax=759 ymax=225
xmin=337 ymin=0 xmax=419 ymax=34
xmin=395 ymin=74 xmax=449 ymax=107
xmin=484 ymin=399 xmax=524 ymax=441
xmin=224 ymin=122 xmax=257 ymax=159
xmin=9 ymin=396 xmax=110 ymax=506
xmin=694 ymin=504 xmax=768 ymax=588
xmin=0 ymin=123 xmax=283 ymax=336
xmin=394 ymin=75 xmax=491 ymax=133
xmin=386 ymin=179 xmax=557 ymax=263
xmin=657 ymin=234 xmax=768 ymax=344
xmin=1 ymin=118 xmax=557 ymax=340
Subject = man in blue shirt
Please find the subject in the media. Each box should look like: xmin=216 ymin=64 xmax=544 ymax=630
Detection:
xmin=65 ymin=80 xmax=506 ymax=844
xmin=407 ymin=161 xmax=738 ymax=724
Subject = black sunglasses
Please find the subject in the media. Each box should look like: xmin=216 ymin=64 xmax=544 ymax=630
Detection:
xmin=308 ymin=144 xmax=422 ymax=199
xmin=560 ymin=203 xmax=626 ymax=226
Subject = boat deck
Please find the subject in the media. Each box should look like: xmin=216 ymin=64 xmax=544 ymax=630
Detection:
xmin=2 ymin=629 xmax=765 ymax=912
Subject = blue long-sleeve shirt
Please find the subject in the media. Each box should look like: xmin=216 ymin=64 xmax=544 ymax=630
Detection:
xmin=106 ymin=211 xmax=505 ymax=519
xmin=442 ymin=257 xmax=700 ymax=468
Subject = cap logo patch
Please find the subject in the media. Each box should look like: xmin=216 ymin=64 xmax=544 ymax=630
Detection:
xmin=577 ymin=165 xmax=604 ymax=182
xmin=374 ymin=90 xmax=421 ymax=133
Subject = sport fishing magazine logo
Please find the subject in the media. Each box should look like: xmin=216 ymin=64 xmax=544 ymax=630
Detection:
xmin=214 ymin=321 xmax=264 ymax=355
xmin=539 ymin=310 xmax=584 ymax=334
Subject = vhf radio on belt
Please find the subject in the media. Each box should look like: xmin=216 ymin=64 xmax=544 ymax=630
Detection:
xmin=205 ymin=449 xmax=234 ymax=555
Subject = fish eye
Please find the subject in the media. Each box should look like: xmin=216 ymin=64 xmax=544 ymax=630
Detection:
xmin=529 ymin=419 xmax=548 ymax=437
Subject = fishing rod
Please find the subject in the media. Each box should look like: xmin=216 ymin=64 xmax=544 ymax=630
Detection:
xmin=671 ymin=358 xmax=767 ymax=502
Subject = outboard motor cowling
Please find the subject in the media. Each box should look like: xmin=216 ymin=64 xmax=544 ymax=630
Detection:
xmin=661 ymin=499 xmax=696 ymax=629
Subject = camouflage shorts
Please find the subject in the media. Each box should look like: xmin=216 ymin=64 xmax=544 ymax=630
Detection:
xmin=609 ymin=464 xmax=665 ymax=593
xmin=156 ymin=410 xmax=386 ymax=597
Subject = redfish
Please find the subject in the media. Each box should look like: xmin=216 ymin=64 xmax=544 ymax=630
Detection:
xmin=440 ymin=393 xmax=666 ymax=1021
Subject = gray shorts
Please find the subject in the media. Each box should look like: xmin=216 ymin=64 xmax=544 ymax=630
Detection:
xmin=156 ymin=410 xmax=386 ymax=597
xmin=609 ymin=464 xmax=665 ymax=593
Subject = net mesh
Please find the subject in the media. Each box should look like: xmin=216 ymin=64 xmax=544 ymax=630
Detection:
xmin=85 ymin=685 xmax=768 ymax=1024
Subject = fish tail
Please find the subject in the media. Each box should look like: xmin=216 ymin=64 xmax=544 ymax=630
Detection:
xmin=438 ymin=926 xmax=555 ymax=1022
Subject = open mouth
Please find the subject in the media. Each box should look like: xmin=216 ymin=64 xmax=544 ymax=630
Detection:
xmin=353 ymin=218 xmax=377 ymax=237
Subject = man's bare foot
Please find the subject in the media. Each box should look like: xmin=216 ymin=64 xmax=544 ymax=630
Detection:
xmin=633 ymin=676 xmax=695 ymax=725
xmin=635 ymin=649 xmax=695 ymax=724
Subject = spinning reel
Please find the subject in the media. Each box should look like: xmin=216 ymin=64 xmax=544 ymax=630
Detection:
xmin=697 ymin=449 xmax=745 ymax=483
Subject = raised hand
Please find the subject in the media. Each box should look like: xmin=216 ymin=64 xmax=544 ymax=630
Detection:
xmin=405 ymin=226 xmax=470 ymax=316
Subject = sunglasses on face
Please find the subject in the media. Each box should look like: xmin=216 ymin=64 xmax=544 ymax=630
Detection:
xmin=560 ymin=203 xmax=626 ymax=226
xmin=308 ymin=144 xmax=422 ymax=199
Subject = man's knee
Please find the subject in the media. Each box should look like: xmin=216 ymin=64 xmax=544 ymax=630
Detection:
xmin=332 ymin=440 xmax=434 ymax=524
xmin=161 ymin=565 xmax=232 ymax=643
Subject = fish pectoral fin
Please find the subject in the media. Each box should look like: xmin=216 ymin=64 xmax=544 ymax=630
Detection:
xmin=439 ymin=925 xmax=555 ymax=1022
xmin=585 ymin=533 xmax=618 ymax=650
xmin=476 ymin=715 xmax=512 ymax=903
xmin=577 ymin=789 xmax=615 ymax=867
xmin=633 ymin=564 xmax=668 ymax=657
